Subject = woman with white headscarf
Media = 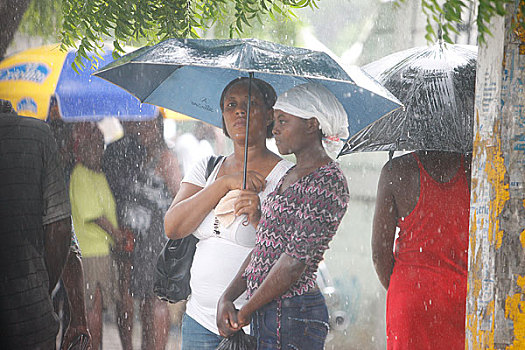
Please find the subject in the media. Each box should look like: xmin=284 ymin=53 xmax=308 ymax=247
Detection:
xmin=217 ymin=83 xmax=350 ymax=349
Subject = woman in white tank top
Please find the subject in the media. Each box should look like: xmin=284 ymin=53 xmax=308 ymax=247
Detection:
xmin=164 ymin=77 xmax=293 ymax=350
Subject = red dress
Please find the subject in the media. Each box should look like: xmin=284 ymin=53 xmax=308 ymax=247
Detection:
xmin=386 ymin=154 xmax=470 ymax=350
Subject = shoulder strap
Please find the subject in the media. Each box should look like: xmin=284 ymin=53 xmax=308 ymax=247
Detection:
xmin=411 ymin=152 xmax=427 ymax=184
xmin=205 ymin=155 xmax=224 ymax=180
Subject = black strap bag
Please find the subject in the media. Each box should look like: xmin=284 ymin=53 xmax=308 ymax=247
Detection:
xmin=154 ymin=155 xmax=224 ymax=303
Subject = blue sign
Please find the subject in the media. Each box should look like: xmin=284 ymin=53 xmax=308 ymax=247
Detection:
xmin=17 ymin=97 xmax=38 ymax=114
xmin=0 ymin=63 xmax=50 ymax=83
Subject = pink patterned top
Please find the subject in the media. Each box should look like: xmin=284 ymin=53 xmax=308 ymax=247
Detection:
xmin=243 ymin=161 xmax=349 ymax=299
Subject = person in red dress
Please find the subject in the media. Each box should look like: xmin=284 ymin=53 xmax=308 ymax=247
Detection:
xmin=372 ymin=150 xmax=471 ymax=349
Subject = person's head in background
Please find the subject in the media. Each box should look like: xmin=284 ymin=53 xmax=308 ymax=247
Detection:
xmin=219 ymin=77 xmax=276 ymax=145
xmin=73 ymin=122 xmax=104 ymax=171
xmin=0 ymin=99 xmax=15 ymax=113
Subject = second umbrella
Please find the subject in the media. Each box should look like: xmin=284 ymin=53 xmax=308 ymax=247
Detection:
xmin=339 ymin=43 xmax=477 ymax=155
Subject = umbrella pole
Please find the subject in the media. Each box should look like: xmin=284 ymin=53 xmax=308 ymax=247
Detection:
xmin=242 ymin=72 xmax=254 ymax=190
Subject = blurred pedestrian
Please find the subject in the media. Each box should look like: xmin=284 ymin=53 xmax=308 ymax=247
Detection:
xmin=102 ymin=125 xmax=143 ymax=350
xmin=0 ymin=107 xmax=72 ymax=349
xmin=217 ymin=83 xmax=350 ymax=350
xmin=47 ymin=100 xmax=91 ymax=350
xmin=372 ymin=150 xmax=471 ymax=349
xmin=134 ymin=116 xmax=180 ymax=349
xmin=69 ymin=122 xmax=131 ymax=350
xmin=103 ymin=115 xmax=181 ymax=349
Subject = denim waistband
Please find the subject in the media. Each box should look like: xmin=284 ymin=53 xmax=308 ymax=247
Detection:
xmin=255 ymin=289 xmax=326 ymax=350
xmin=259 ymin=289 xmax=324 ymax=310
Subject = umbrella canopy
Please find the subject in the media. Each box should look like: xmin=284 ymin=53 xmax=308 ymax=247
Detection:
xmin=0 ymin=45 xmax=157 ymax=121
xmin=339 ymin=43 xmax=477 ymax=156
xmin=94 ymin=38 xmax=402 ymax=136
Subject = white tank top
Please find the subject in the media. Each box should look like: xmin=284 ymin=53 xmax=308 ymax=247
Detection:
xmin=181 ymin=156 xmax=293 ymax=335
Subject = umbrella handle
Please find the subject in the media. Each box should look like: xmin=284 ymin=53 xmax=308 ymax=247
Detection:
xmin=242 ymin=72 xmax=254 ymax=190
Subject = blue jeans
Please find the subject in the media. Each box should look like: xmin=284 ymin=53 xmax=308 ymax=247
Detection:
xmin=181 ymin=313 xmax=223 ymax=350
xmin=251 ymin=291 xmax=329 ymax=350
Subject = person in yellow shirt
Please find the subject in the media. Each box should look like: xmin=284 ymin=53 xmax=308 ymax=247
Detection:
xmin=69 ymin=122 xmax=131 ymax=350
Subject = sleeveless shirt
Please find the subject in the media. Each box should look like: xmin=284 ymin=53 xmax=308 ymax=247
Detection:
xmin=386 ymin=153 xmax=470 ymax=350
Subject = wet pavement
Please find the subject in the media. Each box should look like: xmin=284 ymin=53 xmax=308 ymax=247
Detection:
xmin=102 ymin=317 xmax=181 ymax=349
xmin=101 ymin=303 xmax=184 ymax=350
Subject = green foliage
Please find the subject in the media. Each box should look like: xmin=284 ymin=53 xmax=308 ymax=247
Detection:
xmin=17 ymin=0 xmax=525 ymax=67
xmin=59 ymin=0 xmax=317 ymax=69
xmin=211 ymin=2 xmax=303 ymax=46
xmin=475 ymin=0 xmax=515 ymax=44
xmin=18 ymin=0 xmax=62 ymax=40
xmin=396 ymin=0 xmax=523 ymax=44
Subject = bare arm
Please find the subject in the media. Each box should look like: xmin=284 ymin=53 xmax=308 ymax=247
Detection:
xmin=164 ymin=180 xmax=229 ymax=239
xmin=235 ymin=254 xmax=305 ymax=328
xmin=371 ymin=163 xmax=398 ymax=290
xmin=61 ymin=252 xmax=91 ymax=350
xmin=94 ymin=217 xmax=127 ymax=250
xmin=44 ymin=216 xmax=72 ymax=293
xmin=164 ymin=171 xmax=265 ymax=239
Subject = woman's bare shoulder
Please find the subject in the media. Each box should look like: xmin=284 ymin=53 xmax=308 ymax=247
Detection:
xmin=383 ymin=153 xmax=419 ymax=180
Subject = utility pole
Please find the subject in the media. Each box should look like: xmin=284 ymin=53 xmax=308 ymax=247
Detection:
xmin=466 ymin=1 xmax=525 ymax=349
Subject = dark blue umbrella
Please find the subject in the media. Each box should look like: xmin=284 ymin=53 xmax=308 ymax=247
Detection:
xmin=94 ymin=38 xmax=402 ymax=185
xmin=94 ymin=38 xmax=401 ymax=134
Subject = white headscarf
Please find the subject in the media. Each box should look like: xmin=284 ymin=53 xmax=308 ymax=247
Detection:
xmin=273 ymin=83 xmax=349 ymax=153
